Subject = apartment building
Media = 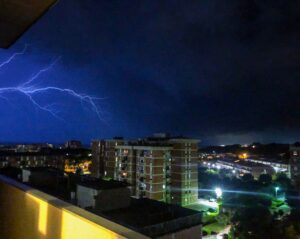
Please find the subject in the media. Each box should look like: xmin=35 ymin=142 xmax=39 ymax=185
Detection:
xmin=0 ymin=147 xmax=91 ymax=173
xmin=290 ymin=143 xmax=300 ymax=180
xmin=115 ymin=145 xmax=173 ymax=202
xmin=65 ymin=140 xmax=82 ymax=149
xmin=91 ymin=138 xmax=125 ymax=178
xmin=91 ymin=135 xmax=200 ymax=206
xmin=169 ymin=138 xmax=199 ymax=205
xmin=245 ymin=158 xmax=290 ymax=176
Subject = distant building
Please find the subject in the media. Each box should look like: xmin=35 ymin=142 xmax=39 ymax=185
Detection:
xmin=15 ymin=143 xmax=53 ymax=153
xmin=20 ymin=167 xmax=69 ymax=199
xmin=290 ymin=143 xmax=300 ymax=180
xmin=213 ymin=158 xmax=275 ymax=179
xmin=245 ymin=158 xmax=290 ymax=177
xmin=0 ymin=151 xmax=66 ymax=170
xmin=0 ymin=147 xmax=92 ymax=175
xmin=21 ymin=167 xmax=65 ymax=185
xmin=65 ymin=140 xmax=82 ymax=149
xmin=91 ymin=135 xmax=200 ymax=206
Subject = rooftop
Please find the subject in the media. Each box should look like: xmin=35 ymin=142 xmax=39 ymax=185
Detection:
xmin=0 ymin=147 xmax=90 ymax=157
xmin=217 ymin=158 xmax=274 ymax=169
xmin=23 ymin=167 xmax=63 ymax=173
xmin=91 ymin=198 xmax=202 ymax=238
xmin=77 ymin=178 xmax=128 ymax=190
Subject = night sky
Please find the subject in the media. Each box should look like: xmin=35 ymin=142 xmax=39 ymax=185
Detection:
xmin=0 ymin=0 xmax=299 ymax=145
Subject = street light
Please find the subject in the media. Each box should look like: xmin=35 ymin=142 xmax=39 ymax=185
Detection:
xmin=275 ymin=187 xmax=280 ymax=198
xmin=215 ymin=187 xmax=223 ymax=199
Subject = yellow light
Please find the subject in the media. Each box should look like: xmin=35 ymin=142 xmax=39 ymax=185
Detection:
xmin=27 ymin=194 xmax=48 ymax=235
xmin=26 ymin=192 xmax=126 ymax=239
xmin=2 ymin=180 xmax=136 ymax=239
xmin=38 ymin=200 xmax=48 ymax=235
xmin=60 ymin=210 xmax=123 ymax=239
xmin=239 ymin=153 xmax=248 ymax=159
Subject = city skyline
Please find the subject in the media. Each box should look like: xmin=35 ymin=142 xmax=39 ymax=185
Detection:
xmin=1 ymin=2 xmax=300 ymax=239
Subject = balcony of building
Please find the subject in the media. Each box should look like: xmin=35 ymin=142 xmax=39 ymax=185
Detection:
xmin=0 ymin=174 xmax=147 ymax=239
xmin=0 ymin=173 xmax=202 ymax=239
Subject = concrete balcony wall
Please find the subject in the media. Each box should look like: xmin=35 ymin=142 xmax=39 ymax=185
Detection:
xmin=0 ymin=175 xmax=148 ymax=239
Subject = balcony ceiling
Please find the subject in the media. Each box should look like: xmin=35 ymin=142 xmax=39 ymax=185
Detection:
xmin=0 ymin=0 xmax=57 ymax=48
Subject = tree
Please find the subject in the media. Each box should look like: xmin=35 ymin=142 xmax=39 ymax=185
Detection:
xmin=292 ymin=175 xmax=300 ymax=191
xmin=232 ymin=194 xmax=271 ymax=208
xmin=275 ymin=173 xmax=291 ymax=191
xmin=230 ymin=206 xmax=281 ymax=239
xmin=241 ymin=173 xmax=254 ymax=183
xmin=288 ymin=209 xmax=300 ymax=234
xmin=258 ymin=173 xmax=272 ymax=185
xmin=216 ymin=212 xmax=230 ymax=225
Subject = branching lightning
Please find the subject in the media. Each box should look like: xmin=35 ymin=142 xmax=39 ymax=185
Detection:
xmin=0 ymin=45 xmax=27 ymax=68
xmin=0 ymin=46 xmax=103 ymax=120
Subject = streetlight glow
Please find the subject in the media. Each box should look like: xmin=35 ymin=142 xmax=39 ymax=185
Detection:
xmin=215 ymin=187 xmax=223 ymax=198
xmin=275 ymin=187 xmax=280 ymax=198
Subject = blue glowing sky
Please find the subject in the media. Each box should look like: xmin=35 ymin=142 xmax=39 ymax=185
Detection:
xmin=0 ymin=0 xmax=299 ymax=145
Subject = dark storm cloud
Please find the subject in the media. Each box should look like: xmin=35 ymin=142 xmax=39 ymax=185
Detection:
xmin=1 ymin=0 xmax=300 ymax=144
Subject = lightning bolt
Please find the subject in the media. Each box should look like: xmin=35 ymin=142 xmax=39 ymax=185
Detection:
xmin=0 ymin=45 xmax=28 ymax=68
xmin=0 ymin=46 xmax=103 ymax=120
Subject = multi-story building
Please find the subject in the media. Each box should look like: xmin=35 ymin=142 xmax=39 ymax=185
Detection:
xmin=91 ymin=138 xmax=125 ymax=178
xmin=0 ymin=147 xmax=92 ymax=173
xmin=91 ymin=135 xmax=200 ymax=206
xmin=115 ymin=145 xmax=173 ymax=202
xmin=212 ymin=158 xmax=275 ymax=179
xmin=169 ymin=138 xmax=199 ymax=205
xmin=245 ymin=157 xmax=290 ymax=177
xmin=290 ymin=143 xmax=300 ymax=180
xmin=65 ymin=140 xmax=82 ymax=149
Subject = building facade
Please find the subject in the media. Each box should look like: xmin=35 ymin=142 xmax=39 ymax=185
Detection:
xmin=91 ymin=138 xmax=125 ymax=178
xmin=290 ymin=144 xmax=300 ymax=180
xmin=169 ymin=139 xmax=199 ymax=205
xmin=65 ymin=140 xmax=82 ymax=149
xmin=91 ymin=136 xmax=200 ymax=206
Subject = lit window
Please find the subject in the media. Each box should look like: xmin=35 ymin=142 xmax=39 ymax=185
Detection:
xmin=294 ymin=151 xmax=298 ymax=156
